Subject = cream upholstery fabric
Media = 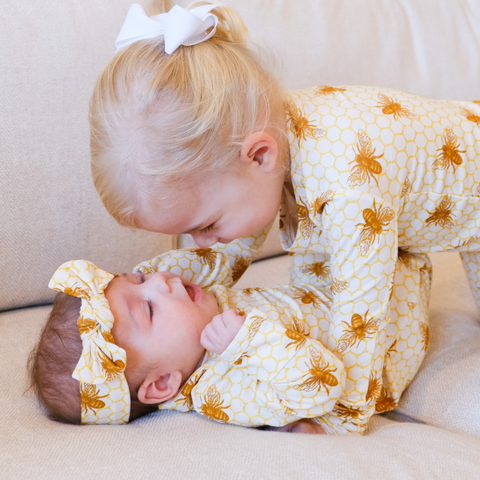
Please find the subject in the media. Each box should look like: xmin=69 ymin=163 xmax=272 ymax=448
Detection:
xmin=3 ymin=252 xmax=480 ymax=479
xmin=0 ymin=0 xmax=174 ymax=311
xmin=176 ymin=0 xmax=480 ymax=100
xmin=396 ymin=253 xmax=480 ymax=438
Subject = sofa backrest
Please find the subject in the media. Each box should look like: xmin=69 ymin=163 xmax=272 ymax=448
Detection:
xmin=1 ymin=0 xmax=479 ymax=311
xmin=0 ymin=1 xmax=173 ymax=312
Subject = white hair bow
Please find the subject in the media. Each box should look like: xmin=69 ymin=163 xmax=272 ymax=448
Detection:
xmin=115 ymin=3 xmax=225 ymax=55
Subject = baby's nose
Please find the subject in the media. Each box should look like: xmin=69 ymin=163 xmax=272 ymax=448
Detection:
xmin=149 ymin=272 xmax=171 ymax=292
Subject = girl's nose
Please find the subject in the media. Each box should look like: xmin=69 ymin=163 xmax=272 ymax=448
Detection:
xmin=191 ymin=233 xmax=218 ymax=248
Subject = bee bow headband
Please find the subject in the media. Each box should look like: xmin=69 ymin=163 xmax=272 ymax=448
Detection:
xmin=49 ymin=260 xmax=130 ymax=425
xmin=115 ymin=3 xmax=226 ymax=55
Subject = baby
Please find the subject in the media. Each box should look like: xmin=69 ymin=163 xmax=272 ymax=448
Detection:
xmin=29 ymin=248 xmax=429 ymax=435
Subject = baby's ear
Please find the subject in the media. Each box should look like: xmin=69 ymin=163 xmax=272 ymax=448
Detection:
xmin=137 ymin=371 xmax=183 ymax=404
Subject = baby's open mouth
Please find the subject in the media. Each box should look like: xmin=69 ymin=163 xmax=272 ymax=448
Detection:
xmin=185 ymin=284 xmax=195 ymax=301
xmin=183 ymin=282 xmax=202 ymax=302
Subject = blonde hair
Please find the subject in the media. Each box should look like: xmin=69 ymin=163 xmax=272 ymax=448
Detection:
xmin=89 ymin=1 xmax=287 ymax=228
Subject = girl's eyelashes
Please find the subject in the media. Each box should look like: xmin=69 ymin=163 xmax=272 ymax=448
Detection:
xmin=147 ymin=300 xmax=153 ymax=319
xmin=200 ymin=223 xmax=214 ymax=234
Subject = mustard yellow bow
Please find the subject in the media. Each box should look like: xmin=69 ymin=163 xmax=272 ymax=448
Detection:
xmin=49 ymin=260 xmax=130 ymax=424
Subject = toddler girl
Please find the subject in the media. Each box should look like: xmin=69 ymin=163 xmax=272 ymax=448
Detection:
xmin=88 ymin=2 xmax=480 ymax=430
xmin=29 ymin=251 xmax=429 ymax=433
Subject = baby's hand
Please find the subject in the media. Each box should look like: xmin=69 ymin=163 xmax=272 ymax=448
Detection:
xmin=200 ymin=309 xmax=246 ymax=354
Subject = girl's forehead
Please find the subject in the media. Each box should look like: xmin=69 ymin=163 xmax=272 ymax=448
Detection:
xmin=136 ymin=192 xmax=216 ymax=234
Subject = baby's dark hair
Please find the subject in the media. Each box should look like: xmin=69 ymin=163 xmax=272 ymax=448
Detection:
xmin=27 ymin=291 xmax=158 ymax=424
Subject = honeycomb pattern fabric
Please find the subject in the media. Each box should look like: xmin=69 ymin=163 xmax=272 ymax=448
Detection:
xmin=135 ymin=248 xmax=430 ymax=434
xmin=280 ymin=85 xmax=480 ymax=411
xmin=49 ymin=260 xmax=130 ymax=425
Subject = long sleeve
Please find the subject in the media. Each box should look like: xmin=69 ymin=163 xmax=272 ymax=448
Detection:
xmin=186 ymin=309 xmax=346 ymax=427
xmin=134 ymin=221 xmax=273 ymax=288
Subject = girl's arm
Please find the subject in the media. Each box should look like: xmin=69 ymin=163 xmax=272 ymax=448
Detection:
xmin=134 ymin=220 xmax=274 ymax=288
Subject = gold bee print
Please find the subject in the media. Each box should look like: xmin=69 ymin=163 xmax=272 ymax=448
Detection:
xmin=377 ymin=93 xmax=419 ymax=120
xmin=199 ymin=385 xmax=230 ymax=422
xmin=242 ymin=287 xmax=263 ymax=295
xmin=80 ymin=384 xmax=107 ymax=414
xmin=330 ymin=278 xmax=350 ymax=294
xmin=398 ymin=249 xmax=417 ymax=271
xmin=178 ymin=369 xmax=206 ymax=409
xmin=297 ymin=197 xmax=314 ymax=238
xmin=432 ymin=128 xmax=465 ymax=172
xmin=64 ymin=285 xmax=92 ymax=300
xmin=279 ymin=400 xmax=296 ymax=417
xmin=375 ymin=388 xmax=397 ymax=413
xmin=401 ymin=177 xmax=412 ymax=197
xmin=77 ymin=316 xmax=97 ymax=334
xmin=348 ymin=130 xmax=384 ymax=186
xmin=232 ymin=256 xmax=250 ymax=282
xmin=284 ymin=406 xmax=296 ymax=417
xmin=301 ymin=261 xmax=330 ymax=279
xmin=332 ymin=403 xmax=362 ymax=424
xmin=388 ymin=282 xmax=395 ymax=302
xmin=136 ymin=264 xmax=156 ymax=275
xmin=248 ymin=315 xmax=265 ymax=340
xmin=286 ymin=101 xmax=326 ymax=145
xmin=366 ymin=373 xmax=382 ymax=402
xmin=419 ymin=321 xmax=429 ymax=352
xmin=407 ymin=301 xmax=416 ymax=311
xmin=386 ymin=339 xmax=398 ymax=358
xmin=314 ymin=85 xmax=346 ymax=97
xmin=296 ymin=347 xmax=339 ymax=394
xmin=292 ymin=287 xmax=328 ymax=308
xmin=461 ymin=108 xmax=480 ymax=127
xmin=310 ymin=190 xmax=335 ymax=216
xmin=102 ymin=331 xmax=115 ymax=344
xmin=356 ymin=199 xmax=395 ymax=255
xmin=426 ymin=195 xmax=455 ymax=228
xmin=285 ymin=316 xmax=309 ymax=351
xmin=233 ymin=353 xmax=251 ymax=366
xmin=419 ymin=263 xmax=433 ymax=280
xmin=98 ymin=349 xmax=126 ymax=381
xmin=337 ymin=311 xmax=382 ymax=353
xmin=191 ymin=248 xmax=217 ymax=270
xmin=454 ymin=236 xmax=479 ymax=249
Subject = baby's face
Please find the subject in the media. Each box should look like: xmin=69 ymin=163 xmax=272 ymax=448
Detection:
xmin=105 ymin=271 xmax=218 ymax=376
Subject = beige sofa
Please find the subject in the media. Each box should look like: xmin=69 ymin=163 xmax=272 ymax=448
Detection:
xmin=2 ymin=0 xmax=480 ymax=478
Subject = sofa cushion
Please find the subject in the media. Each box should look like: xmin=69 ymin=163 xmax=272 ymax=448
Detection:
xmin=396 ymin=252 xmax=480 ymax=438
xmin=0 ymin=0 xmax=174 ymax=311
xmin=3 ymin=272 xmax=480 ymax=479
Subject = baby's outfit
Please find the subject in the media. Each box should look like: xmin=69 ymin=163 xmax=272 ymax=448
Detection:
xmin=135 ymin=86 xmax=480 ymax=434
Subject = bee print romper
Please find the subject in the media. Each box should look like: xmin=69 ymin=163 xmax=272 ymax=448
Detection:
xmin=135 ymin=87 xmax=479 ymax=433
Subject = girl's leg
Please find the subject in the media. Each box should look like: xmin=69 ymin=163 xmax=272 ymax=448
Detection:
xmin=377 ymin=251 xmax=432 ymax=412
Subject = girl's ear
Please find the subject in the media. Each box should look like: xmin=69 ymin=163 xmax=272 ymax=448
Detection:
xmin=137 ymin=371 xmax=183 ymax=404
xmin=239 ymin=131 xmax=278 ymax=173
